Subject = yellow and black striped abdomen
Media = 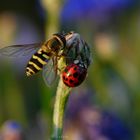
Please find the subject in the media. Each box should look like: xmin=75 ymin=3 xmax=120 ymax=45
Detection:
xmin=26 ymin=50 xmax=52 ymax=76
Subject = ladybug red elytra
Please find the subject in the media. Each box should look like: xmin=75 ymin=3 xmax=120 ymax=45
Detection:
xmin=62 ymin=61 xmax=87 ymax=87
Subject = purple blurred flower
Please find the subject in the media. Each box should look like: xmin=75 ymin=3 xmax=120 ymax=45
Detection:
xmin=2 ymin=120 xmax=22 ymax=132
xmin=61 ymin=0 xmax=134 ymax=22
xmin=1 ymin=120 xmax=22 ymax=140
xmin=101 ymin=112 xmax=133 ymax=140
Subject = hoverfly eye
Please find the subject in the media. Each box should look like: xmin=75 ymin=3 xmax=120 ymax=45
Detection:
xmin=55 ymin=34 xmax=66 ymax=48
xmin=51 ymin=40 xmax=59 ymax=47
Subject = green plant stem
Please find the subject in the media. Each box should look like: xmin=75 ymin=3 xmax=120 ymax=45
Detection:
xmin=51 ymin=57 xmax=71 ymax=140
xmin=51 ymin=77 xmax=71 ymax=140
xmin=41 ymin=0 xmax=64 ymax=37
xmin=40 ymin=1 xmax=70 ymax=139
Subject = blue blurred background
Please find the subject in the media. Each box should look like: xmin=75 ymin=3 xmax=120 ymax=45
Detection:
xmin=0 ymin=0 xmax=139 ymax=139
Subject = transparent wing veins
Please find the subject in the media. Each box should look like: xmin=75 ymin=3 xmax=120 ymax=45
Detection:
xmin=0 ymin=43 xmax=43 ymax=57
xmin=42 ymin=58 xmax=58 ymax=87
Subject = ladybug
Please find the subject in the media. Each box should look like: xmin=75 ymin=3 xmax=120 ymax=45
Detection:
xmin=62 ymin=60 xmax=87 ymax=87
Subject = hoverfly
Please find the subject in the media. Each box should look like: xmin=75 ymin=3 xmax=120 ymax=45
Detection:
xmin=0 ymin=32 xmax=75 ymax=86
xmin=0 ymin=31 xmax=91 ymax=86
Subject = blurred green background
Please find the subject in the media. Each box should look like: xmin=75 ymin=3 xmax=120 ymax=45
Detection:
xmin=0 ymin=0 xmax=140 ymax=140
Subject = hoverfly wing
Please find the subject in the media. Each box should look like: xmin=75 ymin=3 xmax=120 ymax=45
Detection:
xmin=42 ymin=58 xmax=58 ymax=87
xmin=0 ymin=43 xmax=42 ymax=57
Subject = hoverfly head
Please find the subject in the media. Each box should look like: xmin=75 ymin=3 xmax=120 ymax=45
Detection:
xmin=53 ymin=33 xmax=66 ymax=50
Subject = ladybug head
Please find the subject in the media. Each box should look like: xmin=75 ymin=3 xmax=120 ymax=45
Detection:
xmin=73 ymin=59 xmax=87 ymax=69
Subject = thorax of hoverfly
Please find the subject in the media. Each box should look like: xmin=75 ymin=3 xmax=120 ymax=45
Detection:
xmin=26 ymin=33 xmax=67 ymax=77
xmin=0 ymin=31 xmax=91 ymax=86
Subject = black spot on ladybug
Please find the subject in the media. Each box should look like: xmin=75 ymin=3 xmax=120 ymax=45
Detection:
xmin=74 ymin=67 xmax=77 ymax=70
xmin=63 ymin=75 xmax=66 ymax=80
xmin=65 ymin=78 xmax=68 ymax=81
xmin=73 ymin=72 xmax=78 ymax=78
xmin=69 ymin=79 xmax=74 ymax=83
